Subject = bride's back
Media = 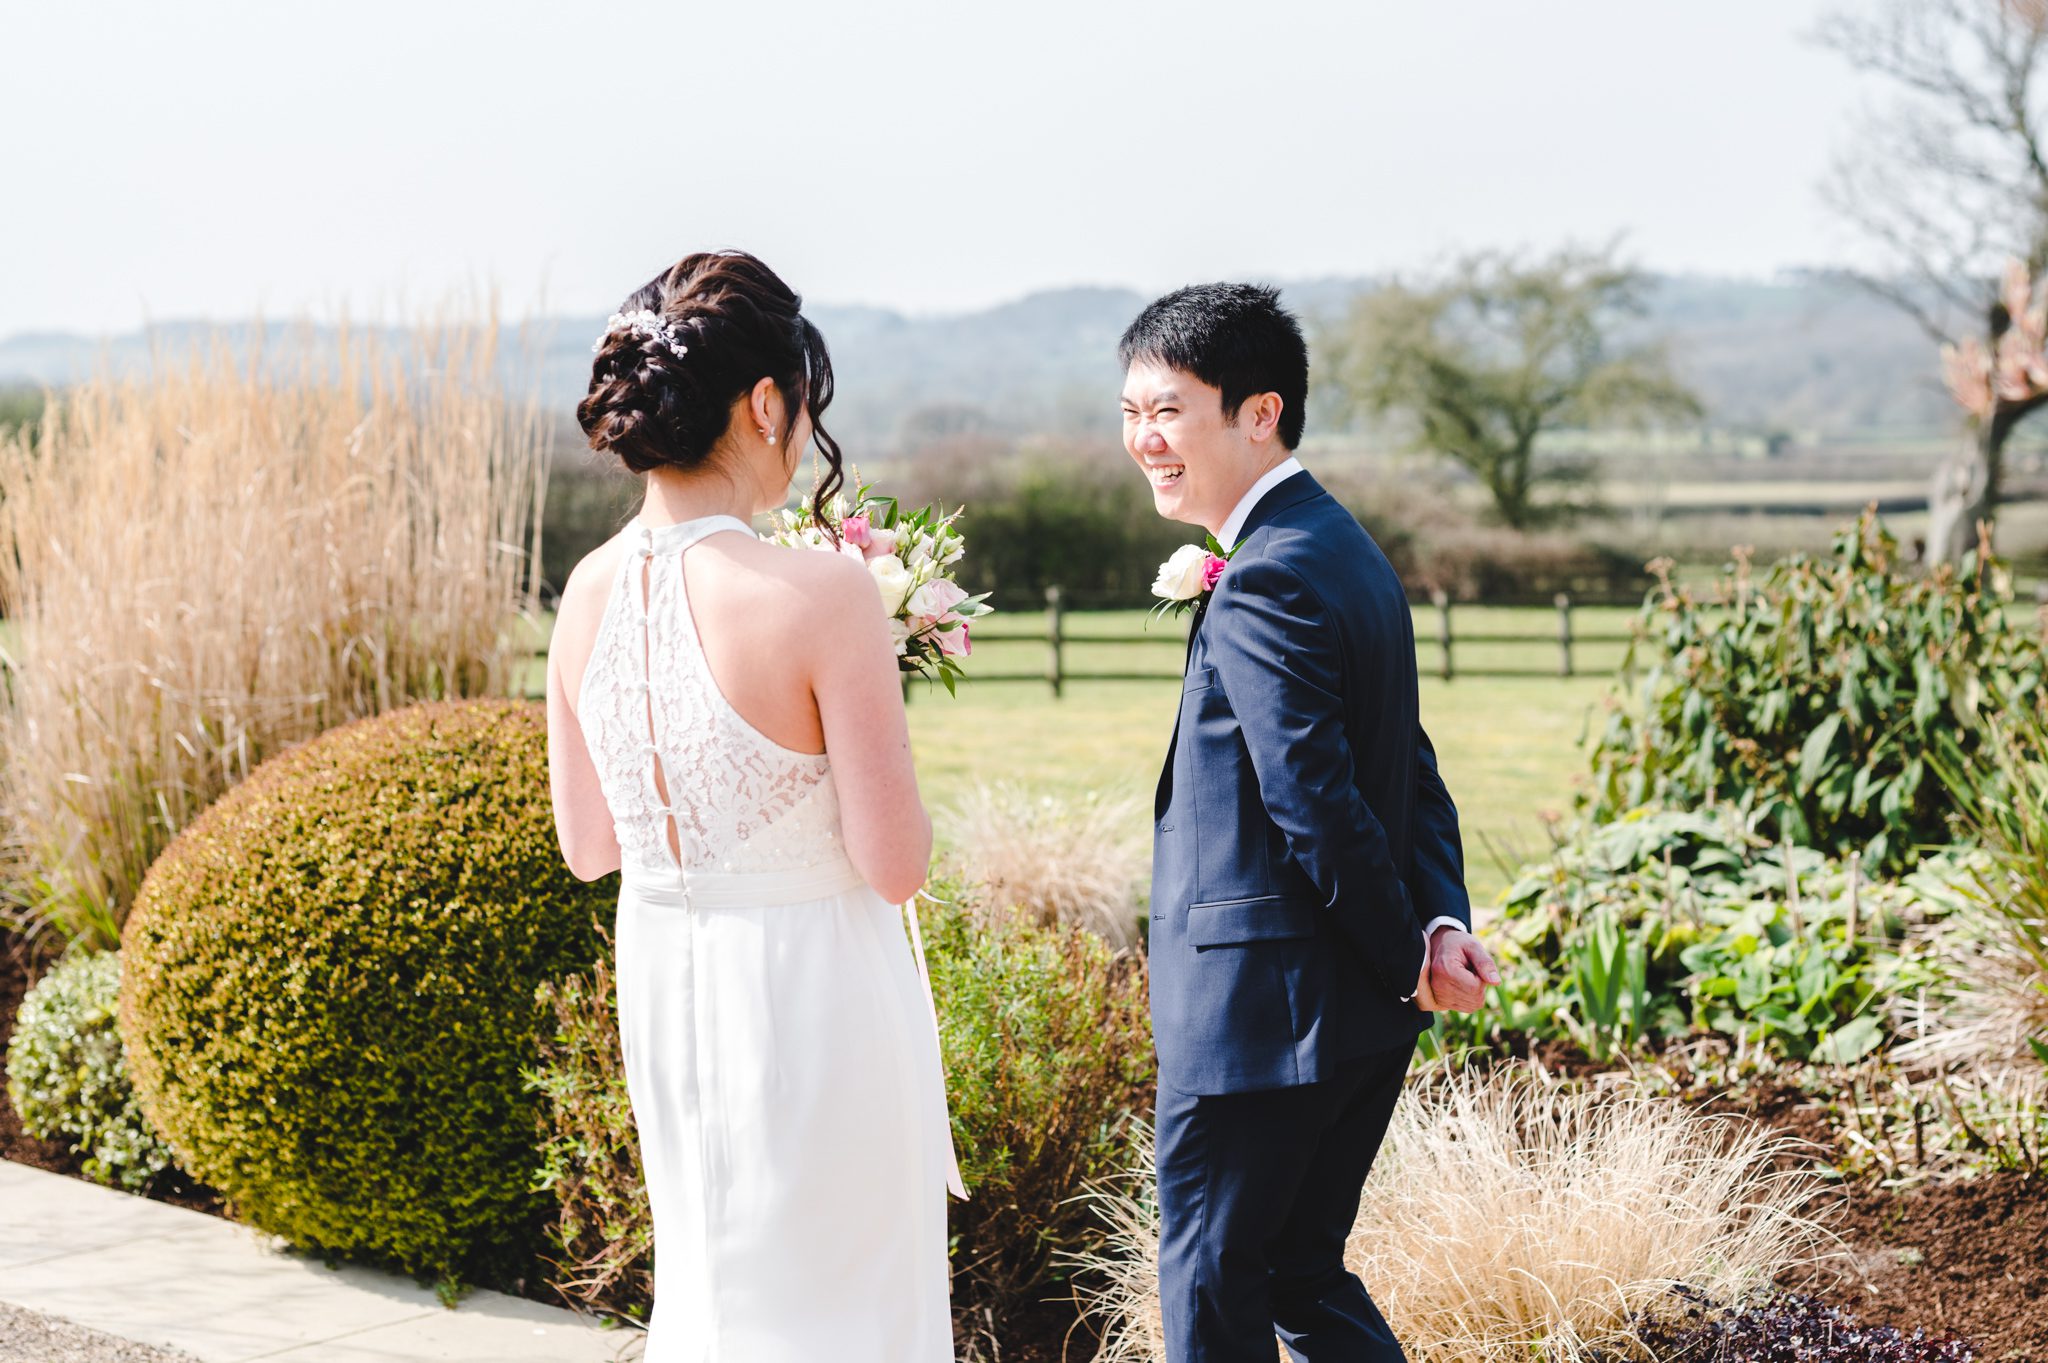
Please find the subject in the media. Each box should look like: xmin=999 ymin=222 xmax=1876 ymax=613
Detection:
xmin=545 ymin=250 xmax=931 ymax=903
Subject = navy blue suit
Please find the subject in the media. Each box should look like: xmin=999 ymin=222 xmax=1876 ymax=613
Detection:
xmin=1150 ymin=469 xmax=1470 ymax=1362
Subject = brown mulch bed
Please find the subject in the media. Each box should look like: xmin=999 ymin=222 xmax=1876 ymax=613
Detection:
xmin=1782 ymin=1173 xmax=2048 ymax=1363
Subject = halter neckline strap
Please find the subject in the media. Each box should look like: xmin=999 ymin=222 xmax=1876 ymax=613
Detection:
xmin=634 ymin=513 xmax=757 ymax=553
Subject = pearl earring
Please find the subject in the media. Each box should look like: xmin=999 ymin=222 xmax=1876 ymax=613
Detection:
xmin=763 ymin=428 xmax=777 ymax=445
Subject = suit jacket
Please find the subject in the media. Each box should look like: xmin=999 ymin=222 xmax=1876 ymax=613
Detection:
xmin=1149 ymin=469 xmax=1470 ymax=1096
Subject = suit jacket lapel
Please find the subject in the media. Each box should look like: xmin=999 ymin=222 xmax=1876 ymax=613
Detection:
xmin=1155 ymin=597 xmax=1208 ymax=818
xmin=1150 ymin=471 xmax=1322 ymax=821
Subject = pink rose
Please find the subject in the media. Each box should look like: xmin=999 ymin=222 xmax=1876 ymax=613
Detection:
xmin=906 ymin=577 xmax=968 ymax=620
xmin=863 ymin=525 xmax=900 ymax=560
xmin=937 ymin=620 xmax=971 ymax=658
xmin=841 ymin=513 xmax=872 ymax=549
xmin=1201 ymin=554 xmax=1228 ymax=592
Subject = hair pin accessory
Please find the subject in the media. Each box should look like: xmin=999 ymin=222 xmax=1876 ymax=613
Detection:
xmin=593 ymin=309 xmax=690 ymax=361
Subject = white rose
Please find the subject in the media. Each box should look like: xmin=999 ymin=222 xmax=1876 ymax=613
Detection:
xmin=887 ymin=617 xmax=912 ymax=656
xmin=868 ymin=554 xmax=915 ymax=616
xmin=1152 ymin=543 xmax=1211 ymax=601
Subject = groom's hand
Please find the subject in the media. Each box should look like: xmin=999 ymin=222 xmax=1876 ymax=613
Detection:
xmin=1425 ymin=928 xmax=1501 ymax=1013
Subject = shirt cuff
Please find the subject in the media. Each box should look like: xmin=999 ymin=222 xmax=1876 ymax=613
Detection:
xmin=1399 ymin=918 xmax=1470 ymax=1001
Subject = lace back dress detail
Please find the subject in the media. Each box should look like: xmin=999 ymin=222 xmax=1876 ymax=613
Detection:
xmin=576 ymin=515 xmax=842 ymax=877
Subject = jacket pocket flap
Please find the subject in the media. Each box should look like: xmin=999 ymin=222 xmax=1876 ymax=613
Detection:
xmin=1182 ymin=665 xmax=1216 ymax=693
xmin=1187 ymin=895 xmax=1315 ymax=946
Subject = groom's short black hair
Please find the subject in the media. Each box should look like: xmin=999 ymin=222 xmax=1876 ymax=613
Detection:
xmin=1117 ymin=282 xmax=1309 ymax=449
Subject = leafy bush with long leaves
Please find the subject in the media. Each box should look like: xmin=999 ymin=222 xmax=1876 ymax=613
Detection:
xmin=1429 ymin=806 xmax=1972 ymax=1064
xmin=1918 ymin=702 xmax=2048 ymax=1072
xmin=1585 ymin=510 xmax=2041 ymax=875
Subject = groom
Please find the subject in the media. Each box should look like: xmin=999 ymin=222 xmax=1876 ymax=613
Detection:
xmin=1121 ymin=283 xmax=1499 ymax=1362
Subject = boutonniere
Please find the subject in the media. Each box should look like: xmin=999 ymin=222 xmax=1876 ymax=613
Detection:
xmin=1149 ymin=534 xmax=1235 ymax=620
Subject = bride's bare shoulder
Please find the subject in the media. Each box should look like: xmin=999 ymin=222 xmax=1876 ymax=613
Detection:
xmin=556 ymin=528 xmax=631 ymax=626
xmin=731 ymin=536 xmax=882 ymax=632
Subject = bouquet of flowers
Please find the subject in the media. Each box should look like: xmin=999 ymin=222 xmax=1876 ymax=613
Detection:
xmin=766 ymin=481 xmax=992 ymax=694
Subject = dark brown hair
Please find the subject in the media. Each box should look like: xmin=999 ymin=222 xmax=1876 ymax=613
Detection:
xmin=578 ymin=250 xmax=844 ymax=523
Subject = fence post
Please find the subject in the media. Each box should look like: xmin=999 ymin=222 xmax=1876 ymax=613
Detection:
xmin=1431 ymin=588 xmax=1453 ymax=681
xmin=1046 ymin=585 xmax=1065 ymax=699
xmin=1555 ymin=592 xmax=1574 ymax=678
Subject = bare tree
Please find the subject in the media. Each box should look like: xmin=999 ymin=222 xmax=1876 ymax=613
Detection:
xmin=1817 ymin=0 xmax=2048 ymax=561
xmin=1322 ymin=244 xmax=1700 ymax=531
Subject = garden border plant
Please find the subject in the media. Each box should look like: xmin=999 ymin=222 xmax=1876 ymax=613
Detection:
xmin=118 ymin=699 xmax=611 ymax=1297
xmin=1585 ymin=510 xmax=2042 ymax=876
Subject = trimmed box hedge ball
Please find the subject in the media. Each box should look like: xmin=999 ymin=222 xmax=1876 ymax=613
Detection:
xmin=118 ymin=699 xmax=613 ymax=1287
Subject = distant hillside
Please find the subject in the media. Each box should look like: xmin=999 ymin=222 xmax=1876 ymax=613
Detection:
xmin=0 ymin=273 xmax=1958 ymax=454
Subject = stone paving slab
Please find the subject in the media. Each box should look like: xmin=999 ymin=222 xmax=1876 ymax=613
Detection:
xmin=0 ymin=1162 xmax=640 ymax=1362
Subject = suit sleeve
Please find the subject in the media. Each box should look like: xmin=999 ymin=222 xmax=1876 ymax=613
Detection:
xmin=1409 ymin=727 xmax=1471 ymax=936
xmin=1203 ymin=555 xmax=1428 ymax=999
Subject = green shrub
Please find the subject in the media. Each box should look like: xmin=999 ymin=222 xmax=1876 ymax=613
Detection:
xmin=118 ymin=699 xmax=611 ymax=1292
xmin=5 ymin=946 xmax=177 ymax=1191
xmin=922 ymin=878 xmax=1154 ymax=1337
xmin=520 ymin=872 xmax=1155 ymax=1341
xmin=1584 ymin=510 xmax=2042 ymax=874
xmin=1434 ymin=806 xmax=1973 ymax=1064
xmin=523 ymin=923 xmax=651 ymax=1322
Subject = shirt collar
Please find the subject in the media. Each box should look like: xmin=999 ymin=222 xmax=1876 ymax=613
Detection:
xmin=1217 ymin=456 xmax=1306 ymax=553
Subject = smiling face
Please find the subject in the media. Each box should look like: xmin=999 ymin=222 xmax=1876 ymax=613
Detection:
xmin=1121 ymin=358 xmax=1286 ymax=535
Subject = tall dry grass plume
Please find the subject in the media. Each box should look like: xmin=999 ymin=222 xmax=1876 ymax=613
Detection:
xmin=0 ymin=319 xmax=545 ymax=948
xmin=1069 ymin=1062 xmax=1840 ymax=1363
xmin=941 ymin=782 xmax=1148 ymax=949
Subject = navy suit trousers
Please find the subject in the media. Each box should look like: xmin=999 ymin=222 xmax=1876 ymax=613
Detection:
xmin=1154 ymin=1035 xmax=1418 ymax=1363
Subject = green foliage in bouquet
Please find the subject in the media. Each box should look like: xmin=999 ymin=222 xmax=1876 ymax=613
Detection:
xmin=767 ymin=478 xmax=993 ymax=695
xmin=1428 ymin=806 xmax=1972 ymax=1065
xmin=5 ymin=945 xmax=178 ymax=1191
xmin=118 ymin=700 xmax=612 ymax=1294
xmin=1584 ymin=510 xmax=2042 ymax=875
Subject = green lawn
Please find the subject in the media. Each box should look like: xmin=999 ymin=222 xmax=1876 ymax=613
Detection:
xmin=907 ymin=609 xmax=1612 ymax=908
xmin=524 ymin=606 xmax=1617 ymax=908
xmin=906 ymin=673 xmax=1606 ymax=912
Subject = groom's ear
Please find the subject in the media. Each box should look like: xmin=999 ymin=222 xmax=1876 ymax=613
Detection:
xmin=1238 ymin=391 xmax=1285 ymax=444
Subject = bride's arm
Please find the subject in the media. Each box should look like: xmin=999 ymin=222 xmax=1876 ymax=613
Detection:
xmin=546 ymin=568 xmax=623 ymax=882
xmin=809 ymin=556 xmax=933 ymax=904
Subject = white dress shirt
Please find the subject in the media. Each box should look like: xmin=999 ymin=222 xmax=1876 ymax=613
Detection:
xmin=1214 ymin=455 xmax=1467 ymax=1001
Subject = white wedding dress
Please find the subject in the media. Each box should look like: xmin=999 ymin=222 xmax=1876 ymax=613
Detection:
xmin=575 ymin=512 xmax=963 ymax=1362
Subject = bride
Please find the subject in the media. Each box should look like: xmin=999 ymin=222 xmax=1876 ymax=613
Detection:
xmin=544 ymin=249 xmax=960 ymax=1361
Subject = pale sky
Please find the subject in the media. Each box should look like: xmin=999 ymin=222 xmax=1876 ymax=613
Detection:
xmin=4 ymin=0 xmax=1877 ymax=338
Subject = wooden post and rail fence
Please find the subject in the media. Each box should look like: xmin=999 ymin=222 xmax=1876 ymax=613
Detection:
xmin=896 ymin=586 xmax=1637 ymax=700
xmin=521 ymin=580 xmax=2048 ymax=701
